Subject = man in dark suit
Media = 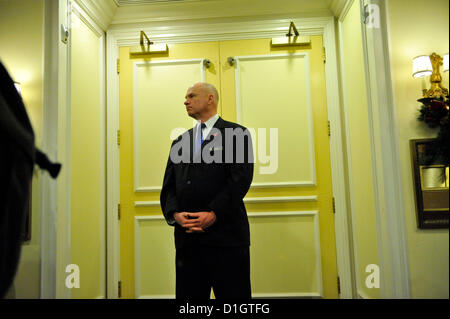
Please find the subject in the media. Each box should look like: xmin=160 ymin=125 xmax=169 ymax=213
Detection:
xmin=160 ymin=82 xmax=254 ymax=300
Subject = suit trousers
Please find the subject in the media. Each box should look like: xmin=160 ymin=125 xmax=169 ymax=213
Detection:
xmin=175 ymin=245 xmax=251 ymax=300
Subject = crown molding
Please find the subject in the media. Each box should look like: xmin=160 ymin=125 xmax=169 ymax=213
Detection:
xmin=110 ymin=0 xmax=332 ymax=26
xmin=116 ymin=0 xmax=214 ymax=5
xmin=108 ymin=15 xmax=334 ymax=46
xmin=106 ymin=0 xmax=336 ymax=43
xmin=111 ymin=9 xmax=333 ymax=26
xmin=74 ymin=0 xmax=117 ymax=31
xmin=338 ymin=0 xmax=355 ymax=21
xmin=328 ymin=0 xmax=350 ymax=19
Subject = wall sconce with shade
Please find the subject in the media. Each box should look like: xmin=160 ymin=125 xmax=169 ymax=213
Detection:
xmin=412 ymin=53 xmax=449 ymax=100
xmin=413 ymin=55 xmax=433 ymax=78
xmin=411 ymin=52 xmax=449 ymax=229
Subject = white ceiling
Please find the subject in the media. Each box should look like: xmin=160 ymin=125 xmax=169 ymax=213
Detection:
xmin=114 ymin=0 xmax=336 ymax=10
xmin=114 ymin=0 xmax=215 ymax=6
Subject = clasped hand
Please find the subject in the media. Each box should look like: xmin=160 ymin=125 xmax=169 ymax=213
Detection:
xmin=173 ymin=211 xmax=217 ymax=233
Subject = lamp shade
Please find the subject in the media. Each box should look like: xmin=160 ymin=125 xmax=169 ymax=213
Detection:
xmin=412 ymin=55 xmax=432 ymax=78
xmin=444 ymin=53 xmax=449 ymax=72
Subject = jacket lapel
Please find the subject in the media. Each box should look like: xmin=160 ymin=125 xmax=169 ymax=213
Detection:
xmin=203 ymin=116 xmax=225 ymax=144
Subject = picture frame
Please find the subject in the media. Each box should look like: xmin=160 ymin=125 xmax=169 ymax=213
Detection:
xmin=410 ymin=138 xmax=449 ymax=229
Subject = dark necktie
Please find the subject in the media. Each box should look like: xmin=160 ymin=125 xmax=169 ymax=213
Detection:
xmin=194 ymin=123 xmax=206 ymax=154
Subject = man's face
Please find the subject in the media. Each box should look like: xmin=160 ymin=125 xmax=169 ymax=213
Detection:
xmin=184 ymin=84 xmax=211 ymax=119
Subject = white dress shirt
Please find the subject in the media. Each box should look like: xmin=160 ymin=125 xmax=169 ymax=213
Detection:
xmin=195 ymin=113 xmax=219 ymax=142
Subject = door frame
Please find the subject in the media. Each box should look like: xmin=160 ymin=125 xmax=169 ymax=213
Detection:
xmin=41 ymin=0 xmax=109 ymax=299
xmin=105 ymin=15 xmax=355 ymax=299
xmin=336 ymin=0 xmax=411 ymax=298
xmin=41 ymin=0 xmax=72 ymax=299
xmin=358 ymin=0 xmax=411 ymax=298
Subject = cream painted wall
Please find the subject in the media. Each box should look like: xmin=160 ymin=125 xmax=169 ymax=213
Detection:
xmin=0 ymin=0 xmax=45 ymax=298
xmin=387 ymin=0 xmax=449 ymax=299
xmin=339 ymin=0 xmax=380 ymax=299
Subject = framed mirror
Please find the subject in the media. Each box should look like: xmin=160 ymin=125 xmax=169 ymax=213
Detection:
xmin=410 ymin=138 xmax=449 ymax=229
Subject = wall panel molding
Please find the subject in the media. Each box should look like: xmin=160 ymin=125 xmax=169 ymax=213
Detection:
xmin=233 ymin=53 xmax=316 ymax=187
xmin=136 ymin=181 xmax=319 ymax=193
xmin=134 ymin=196 xmax=318 ymax=207
xmin=133 ymin=59 xmax=206 ymax=192
xmin=134 ymin=211 xmax=322 ymax=298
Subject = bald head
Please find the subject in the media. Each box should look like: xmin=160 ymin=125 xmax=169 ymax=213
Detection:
xmin=191 ymin=82 xmax=219 ymax=104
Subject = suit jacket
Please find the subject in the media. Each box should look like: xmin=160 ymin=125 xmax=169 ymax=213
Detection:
xmin=0 ymin=61 xmax=60 ymax=298
xmin=160 ymin=117 xmax=254 ymax=248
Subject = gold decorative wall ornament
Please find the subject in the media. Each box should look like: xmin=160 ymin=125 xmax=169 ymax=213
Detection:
xmin=424 ymin=53 xmax=448 ymax=100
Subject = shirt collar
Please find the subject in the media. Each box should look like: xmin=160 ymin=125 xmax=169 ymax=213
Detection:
xmin=200 ymin=113 xmax=219 ymax=130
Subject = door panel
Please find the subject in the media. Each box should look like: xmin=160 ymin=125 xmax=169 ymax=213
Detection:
xmin=119 ymin=36 xmax=337 ymax=298
xmin=219 ymin=36 xmax=337 ymax=298
xmin=234 ymin=53 xmax=315 ymax=186
xmin=134 ymin=59 xmax=205 ymax=192
xmin=119 ymin=42 xmax=220 ymax=298
xmin=249 ymin=213 xmax=321 ymax=297
xmin=135 ymin=217 xmax=175 ymax=298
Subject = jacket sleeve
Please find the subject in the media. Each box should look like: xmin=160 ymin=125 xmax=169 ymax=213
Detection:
xmin=207 ymin=129 xmax=254 ymax=222
xmin=160 ymin=144 xmax=179 ymax=226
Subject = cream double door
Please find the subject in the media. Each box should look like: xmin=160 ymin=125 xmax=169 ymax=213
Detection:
xmin=119 ymin=37 xmax=338 ymax=298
